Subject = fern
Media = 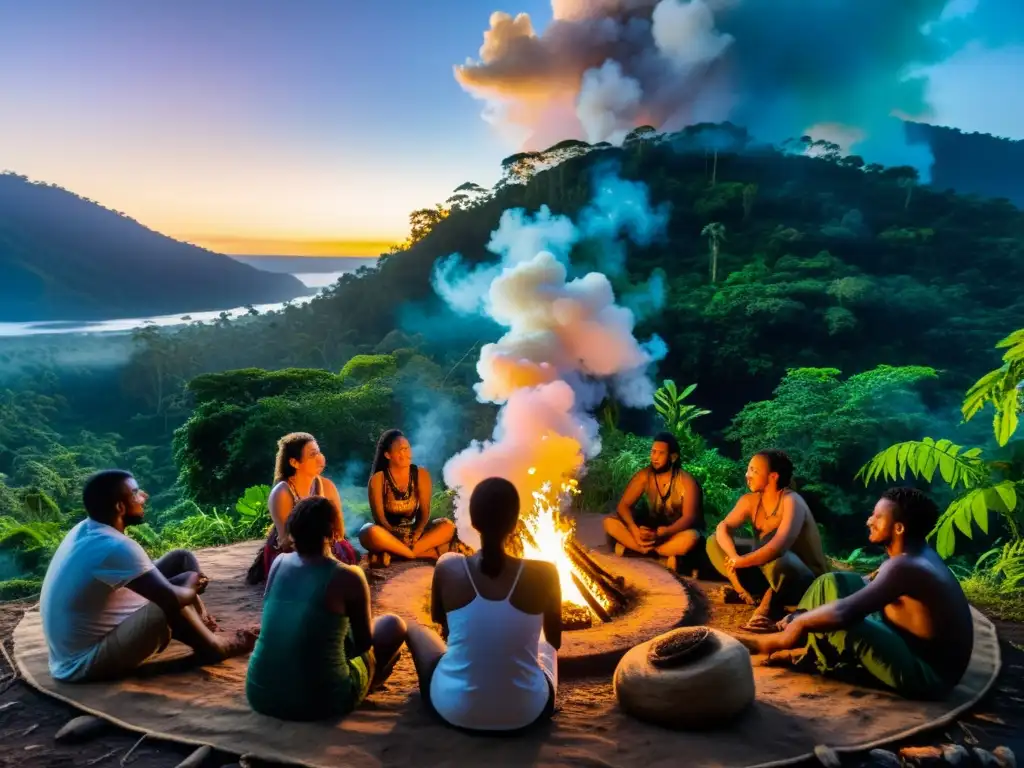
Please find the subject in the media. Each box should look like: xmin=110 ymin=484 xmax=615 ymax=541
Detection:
xmin=974 ymin=539 xmax=1024 ymax=593
xmin=962 ymin=328 xmax=1024 ymax=447
xmin=931 ymin=481 xmax=1020 ymax=558
xmin=856 ymin=438 xmax=1021 ymax=558
xmin=855 ymin=437 xmax=987 ymax=490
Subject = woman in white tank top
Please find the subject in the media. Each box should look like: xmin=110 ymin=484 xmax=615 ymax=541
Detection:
xmin=405 ymin=477 xmax=562 ymax=733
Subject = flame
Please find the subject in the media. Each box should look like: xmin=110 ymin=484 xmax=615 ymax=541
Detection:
xmin=517 ymin=473 xmax=592 ymax=609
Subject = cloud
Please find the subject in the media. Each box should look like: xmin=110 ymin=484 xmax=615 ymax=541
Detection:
xmin=454 ymin=0 xmax=1023 ymax=172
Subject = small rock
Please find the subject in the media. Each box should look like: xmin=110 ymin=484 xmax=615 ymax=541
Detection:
xmin=900 ymin=746 xmax=943 ymax=765
xmin=866 ymin=749 xmax=901 ymax=768
xmin=974 ymin=748 xmax=1000 ymax=767
xmin=941 ymin=744 xmax=970 ymax=766
xmin=993 ymin=747 xmax=1017 ymax=768
xmin=814 ymin=745 xmax=841 ymax=768
xmin=54 ymin=715 xmax=107 ymax=744
xmin=175 ymin=745 xmax=212 ymax=768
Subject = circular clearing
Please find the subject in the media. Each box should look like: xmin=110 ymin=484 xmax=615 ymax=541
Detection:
xmin=376 ymin=549 xmax=691 ymax=678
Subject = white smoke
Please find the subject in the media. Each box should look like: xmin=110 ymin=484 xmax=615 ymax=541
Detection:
xmin=436 ymin=167 xmax=669 ymax=548
xmin=451 ymin=0 xmax=983 ymax=176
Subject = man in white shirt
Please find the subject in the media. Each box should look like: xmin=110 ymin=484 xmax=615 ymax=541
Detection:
xmin=40 ymin=469 xmax=257 ymax=683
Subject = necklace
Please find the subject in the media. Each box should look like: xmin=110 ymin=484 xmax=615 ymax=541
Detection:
xmin=385 ymin=467 xmax=414 ymax=499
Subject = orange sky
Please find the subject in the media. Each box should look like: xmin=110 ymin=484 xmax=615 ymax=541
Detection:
xmin=185 ymin=236 xmax=399 ymax=257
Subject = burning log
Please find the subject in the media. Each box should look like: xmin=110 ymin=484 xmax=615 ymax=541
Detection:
xmin=564 ymin=540 xmax=628 ymax=615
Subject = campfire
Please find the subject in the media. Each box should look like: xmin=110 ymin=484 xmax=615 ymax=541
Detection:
xmin=511 ymin=471 xmax=629 ymax=631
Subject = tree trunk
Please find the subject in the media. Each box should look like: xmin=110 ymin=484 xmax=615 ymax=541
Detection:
xmin=712 ymin=150 xmax=718 ymax=187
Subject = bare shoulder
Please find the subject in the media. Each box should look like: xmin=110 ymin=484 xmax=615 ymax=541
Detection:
xmin=434 ymin=551 xmax=465 ymax=577
xmin=331 ymin=561 xmax=368 ymax=595
xmin=735 ymin=492 xmax=758 ymax=512
xmin=268 ymin=482 xmax=293 ymax=508
xmin=417 ymin=465 xmax=432 ymax=483
xmin=320 ymin=476 xmax=340 ymax=495
xmin=525 ymin=558 xmax=559 ymax=584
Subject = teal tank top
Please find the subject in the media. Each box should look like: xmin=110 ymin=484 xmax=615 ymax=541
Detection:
xmin=245 ymin=555 xmax=359 ymax=720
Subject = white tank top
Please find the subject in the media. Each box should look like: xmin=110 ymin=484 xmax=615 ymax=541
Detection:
xmin=429 ymin=557 xmax=553 ymax=731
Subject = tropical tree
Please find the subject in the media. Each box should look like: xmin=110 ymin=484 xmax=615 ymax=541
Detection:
xmin=702 ymin=222 xmax=726 ymax=284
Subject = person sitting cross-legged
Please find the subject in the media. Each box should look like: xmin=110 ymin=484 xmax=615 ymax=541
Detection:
xmin=39 ymin=469 xmax=257 ymax=683
xmin=359 ymin=429 xmax=459 ymax=566
xmin=736 ymin=488 xmax=974 ymax=700
xmin=603 ymin=432 xmax=705 ymax=573
xmin=706 ymin=449 xmax=831 ymax=632
xmin=405 ymin=477 xmax=561 ymax=734
xmin=246 ymin=495 xmax=407 ymax=721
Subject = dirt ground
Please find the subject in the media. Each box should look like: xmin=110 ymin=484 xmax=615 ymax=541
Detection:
xmin=1 ymin=572 xmax=1021 ymax=768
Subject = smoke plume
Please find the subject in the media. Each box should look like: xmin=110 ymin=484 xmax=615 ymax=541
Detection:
xmin=436 ymin=168 xmax=668 ymax=547
xmin=452 ymin=0 xmax=1001 ymax=173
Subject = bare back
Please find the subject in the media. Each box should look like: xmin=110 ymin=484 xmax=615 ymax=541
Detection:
xmin=432 ymin=552 xmax=562 ymax=649
xmin=873 ymin=549 xmax=974 ymax=683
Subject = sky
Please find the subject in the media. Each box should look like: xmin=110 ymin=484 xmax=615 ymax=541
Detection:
xmin=0 ymin=0 xmax=1020 ymax=257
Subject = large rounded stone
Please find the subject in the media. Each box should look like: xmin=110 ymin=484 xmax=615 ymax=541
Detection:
xmin=613 ymin=627 xmax=755 ymax=729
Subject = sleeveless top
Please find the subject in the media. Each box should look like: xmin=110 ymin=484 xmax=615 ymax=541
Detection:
xmin=429 ymin=558 xmax=552 ymax=731
xmin=265 ymin=476 xmax=358 ymax=567
xmin=379 ymin=466 xmax=419 ymax=528
xmin=246 ymin=556 xmax=358 ymax=720
xmin=267 ymin=476 xmax=323 ymax=551
xmin=753 ymin=490 xmax=830 ymax=577
xmin=642 ymin=467 xmax=703 ymax=529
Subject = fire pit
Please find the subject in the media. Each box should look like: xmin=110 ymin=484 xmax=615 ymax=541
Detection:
xmin=377 ymin=479 xmax=693 ymax=678
xmin=508 ymin=479 xmax=630 ymax=631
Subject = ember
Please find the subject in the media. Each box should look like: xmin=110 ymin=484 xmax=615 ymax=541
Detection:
xmin=511 ymin=472 xmax=627 ymax=631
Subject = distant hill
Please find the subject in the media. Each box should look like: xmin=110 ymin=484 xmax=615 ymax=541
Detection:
xmin=907 ymin=122 xmax=1024 ymax=206
xmin=228 ymin=255 xmax=379 ymax=274
xmin=0 ymin=173 xmax=312 ymax=322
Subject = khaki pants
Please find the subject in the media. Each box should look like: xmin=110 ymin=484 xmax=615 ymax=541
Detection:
xmin=68 ymin=602 xmax=172 ymax=683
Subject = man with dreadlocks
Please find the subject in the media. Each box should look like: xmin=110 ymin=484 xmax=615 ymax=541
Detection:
xmin=602 ymin=432 xmax=705 ymax=573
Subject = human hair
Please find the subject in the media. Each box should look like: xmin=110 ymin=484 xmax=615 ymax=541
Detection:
xmin=82 ymin=469 xmax=134 ymax=521
xmin=755 ymin=449 xmax=794 ymax=489
xmin=369 ymin=428 xmax=406 ymax=483
xmin=652 ymin=431 xmax=682 ymax=468
xmin=273 ymin=432 xmax=316 ymax=484
xmin=881 ymin=487 xmax=939 ymax=541
xmin=469 ymin=477 xmax=520 ymax=578
xmin=287 ymin=496 xmax=341 ymax=556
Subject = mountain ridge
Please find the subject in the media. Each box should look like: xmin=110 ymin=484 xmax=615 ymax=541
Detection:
xmin=0 ymin=172 xmax=312 ymax=323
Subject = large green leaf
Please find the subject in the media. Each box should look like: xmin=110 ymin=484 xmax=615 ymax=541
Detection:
xmin=856 ymin=438 xmax=986 ymax=491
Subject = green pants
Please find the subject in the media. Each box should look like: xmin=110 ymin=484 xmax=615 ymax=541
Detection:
xmin=792 ymin=572 xmax=948 ymax=700
xmin=706 ymin=535 xmax=816 ymax=610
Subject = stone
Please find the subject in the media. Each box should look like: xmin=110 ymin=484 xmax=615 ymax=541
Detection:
xmin=866 ymin=749 xmax=902 ymax=768
xmin=175 ymin=745 xmax=213 ymax=768
xmin=54 ymin=715 xmax=107 ymax=744
xmin=814 ymin=745 xmax=841 ymax=768
xmin=940 ymin=744 xmax=970 ymax=766
xmin=993 ymin=747 xmax=1017 ymax=768
xmin=614 ymin=627 xmax=755 ymax=729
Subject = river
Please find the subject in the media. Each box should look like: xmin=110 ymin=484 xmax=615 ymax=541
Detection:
xmin=0 ymin=271 xmax=345 ymax=338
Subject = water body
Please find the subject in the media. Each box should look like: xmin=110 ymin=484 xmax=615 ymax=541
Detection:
xmin=0 ymin=270 xmax=347 ymax=338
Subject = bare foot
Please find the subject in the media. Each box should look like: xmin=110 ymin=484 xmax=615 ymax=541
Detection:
xmin=764 ymin=648 xmax=807 ymax=668
xmin=220 ymin=627 xmax=259 ymax=658
xmin=729 ymin=586 xmax=757 ymax=606
xmin=735 ymin=633 xmax=773 ymax=654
